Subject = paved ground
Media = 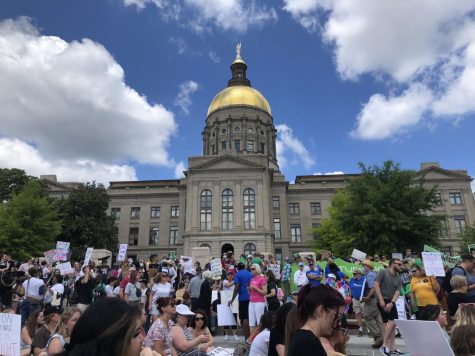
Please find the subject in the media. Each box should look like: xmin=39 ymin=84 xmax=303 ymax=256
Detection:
xmin=213 ymin=334 xmax=409 ymax=356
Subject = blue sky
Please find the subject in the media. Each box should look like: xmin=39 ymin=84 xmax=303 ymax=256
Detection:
xmin=0 ymin=1 xmax=474 ymax=192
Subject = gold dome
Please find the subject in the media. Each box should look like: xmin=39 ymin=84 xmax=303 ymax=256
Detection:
xmin=207 ymin=85 xmax=272 ymax=116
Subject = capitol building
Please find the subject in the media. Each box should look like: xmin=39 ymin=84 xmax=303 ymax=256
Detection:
xmin=44 ymin=49 xmax=475 ymax=261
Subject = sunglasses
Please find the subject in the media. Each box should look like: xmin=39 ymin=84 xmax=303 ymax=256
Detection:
xmin=411 ymin=270 xmax=417 ymax=273
xmin=195 ymin=317 xmax=204 ymax=321
xmin=251 ymin=268 xmax=256 ymax=270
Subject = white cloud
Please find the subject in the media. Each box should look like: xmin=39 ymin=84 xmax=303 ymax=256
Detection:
xmin=0 ymin=17 xmax=178 ymax=180
xmin=283 ymin=1 xmax=475 ymax=139
xmin=125 ymin=0 xmax=277 ymax=33
xmin=174 ymin=80 xmax=199 ymax=114
xmin=174 ymin=161 xmax=186 ymax=178
xmin=208 ymin=50 xmax=221 ymax=63
xmin=276 ymin=124 xmax=315 ymax=169
xmin=313 ymin=171 xmax=344 ymax=175
xmin=351 ymin=84 xmax=433 ymax=140
xmin=0 ymin=138 xmax=137 ymax=184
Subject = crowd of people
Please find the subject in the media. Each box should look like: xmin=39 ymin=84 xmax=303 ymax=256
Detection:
xmin=1 ymin=250 xmax=475 ymax=356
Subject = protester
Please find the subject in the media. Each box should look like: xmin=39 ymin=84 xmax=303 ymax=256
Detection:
xmin=280 ymin=258 xmax=292 ymax=301
xmin=45 ymin=307 xmax=81 ymax=355
xmin=409 ymin=265 xmax=439 ymax=319
xmin=230 ymin=262 xmax=253 ymax=339
xmin=188 ymin=309 xmax=214 ymax=353
xmin=374 ymin=258 xmax=403 ymax=356
xmin=268 ymin=302 xmax=296 ymax=356
xmin=453 ymin=303 xmax=475 ymax=328
xmin=106 ymin=276 xmax=117 ymax=297
xmin=143 ymin=297 xmax=175 ymax=355
xmin=31 ymin=306 xmax=62 ymax=356
xmin=248 ymin=263 xmax=267 ymax=333
xmin=320 ymin=321 xmax=350 ymax=356
xmin=249 ymin=311 xmax=275 ymax=356
xmin=188 ymin=267 xmax=203 ymax=312
xmin=361 ymin=259 xmax=383 ymax=348
xmin=20 ymin=267 xmax=45 ymax=326
xmin=171 ymin=304 xmax=208 ymax=356
xmin=74 ymin=266 xmax=94 ymax=313
xmin=175 ymin=280 xmax=190 ymax=305
xmin=450 ymin=324 xmax=475 ymax=356
xmin=125 ymin=270 xmax=142 ymax=306
xmin=284 ymin=306 xmax=299 ymax=353
xmin=349 ymin=269 xmax=366 ymax=336
xmin=451 ymin=255 xmax=475 ymax=299
xmin=20 ymin=309 xmax=44 ymax=356
xmin=265 ymin=270 xmax=280 ymax=311
xmin=150 ymin=272 xmax=172 ymax=321
xmin=306 ymin=261 xmax=322 ymax=288
xmin=222 ymin=272 xmax=239 ymax=341
xmin=447 ymin=275 xmax=471 ymax=318
xmin=287 ymin=284 xmax=346 ymax=356
xmin=293 ymin=262 xmax=308 ymax=290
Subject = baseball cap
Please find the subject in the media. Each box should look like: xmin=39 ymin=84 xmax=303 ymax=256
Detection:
xmin=176 ymin=304 xmax=195 ymax=316
xmin=327 ymin=273 xmax=336 ymax=279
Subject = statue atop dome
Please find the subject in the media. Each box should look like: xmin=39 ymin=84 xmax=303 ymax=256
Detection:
xmin=233 ymin=41 xmax=245 ymax=64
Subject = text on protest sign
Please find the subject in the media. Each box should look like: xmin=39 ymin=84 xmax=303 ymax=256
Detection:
xmin=351 ymin=248 xmax=367 ymax=261
xmin=392 ymin=253 xmax=403 ymax=260
xmin=56 ymin=262 xmax=74 ymax=276
xmin=53 ymin=249 xmax=68 ymax=262
xmin=267 ymin=264 xmax=281 ymax=279
xmin=80 ymin=247 xmax=94 ymax=276
xmin=117 ymin=244 xmax=128 ymax=262
xmin=395 ymin=296 xmax=407 ymax=320
xmin=0 ymin=313 xmax=21 ymax=356
xmin=421 ymin=252 xmax=445 ymax=277
xmin=56 ymin=241 xmax=70 ymax=251
xmin=43 ymin=250 xmax=56 ymax=265
xmin=210 ymin=258 xmax=222 ymax=277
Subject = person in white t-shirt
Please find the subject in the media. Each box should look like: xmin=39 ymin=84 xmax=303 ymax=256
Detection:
xmin=20 ymin=267 xmax=45 ymax=326
xmin=106 ymin=276 xmax=117 ymax=297
xmin=150 ymin=273 xmax=172 ymax=321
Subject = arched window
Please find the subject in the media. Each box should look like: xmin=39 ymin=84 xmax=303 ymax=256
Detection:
xmin=200 ymin=190 xmax=212 ymax=231
xmin=243 ymin=243 xmax=256 ymax=256
xmin=243 ymin=188 xmax=255 ymax=230
xmin=222 ymin=189 xmax=234 ymax=230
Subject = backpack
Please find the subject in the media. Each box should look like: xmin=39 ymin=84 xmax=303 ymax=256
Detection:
xmin=443 ymin=266 xmax=466 ymax=293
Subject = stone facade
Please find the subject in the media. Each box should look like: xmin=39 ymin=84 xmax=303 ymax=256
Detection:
xmin=41 ymin=55 xmax=475 ymax=260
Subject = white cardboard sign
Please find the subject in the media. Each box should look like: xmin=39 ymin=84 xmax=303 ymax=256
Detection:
xmin=217 ymin=304 xmax=237 ymax=326
xmin=210 ymin=258 xmax=222 ymax=277
xmin=80 ymin=247 xmax=94 ymax=276
xmin=351 ymin=248 xmax=367 ymax=261
xmin=117 ymin=244 xmax=128 ymax=262
xmin=268 ymin=264 xmax=281 ymax=279
xmin=56 ymin=262 xmax=74 ymax=276
xmin=395 ymin=320 xmax=454 ymax=356
xmin=53 ymin=249 xmax=68 ymax=262
xmin=56 ymin=241 xmax=70 ymax=251
xmin=0 ymin=313 xmax=21 ymax=356
xmin=422 ymin=252 xmax=445 ymax=277
xmin=395 ymin=296 xmax=407 ymax=320
xmin=392 ymin=253 xmax=403 ymax=260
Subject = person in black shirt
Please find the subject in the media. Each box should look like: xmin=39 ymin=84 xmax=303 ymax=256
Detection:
xmin=265 ymin=270 xmax=280 ymax=311
xmin=269 ymin=302 xmax=296 ymax=356
xmin=287 ymin=284 xmax=346 ymax=356
xmin=75 ymin=266 xmax=94 ymax=313
xmin=447 ymin=275 xmax=472 ymax=318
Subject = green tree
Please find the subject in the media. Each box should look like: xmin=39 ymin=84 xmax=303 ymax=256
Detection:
xmin=313 ymin=161 xmax=444 ymax=256
xmin=0 ymin=180 xmax=60 ymax=260
xmin=0 ymin=168 xmax=35 ymax=202
xmin=459 ymin=224 xmax=475 ymax=252
xmin=57 ymin=182 xmax=118 ymax=260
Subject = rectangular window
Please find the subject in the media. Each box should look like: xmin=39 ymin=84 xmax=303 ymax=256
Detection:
xmin=150 ymin=207 xmax=160 ymax=218
xmin=171 ymin=206 xmax=179 ymax=217
xmin=273 ymin=217 xmax=281 ymax=240
xmin=291 ymin=224 xmax=302 ymax=243
xmin=272 ymin=196 xmax=280 ymax=209
xmin=454 ymin=216 xmax=466 ymax=234
xmin=441 ymin=220 xmax=449 ymax=237
xmin=221 ymin=141 xmax=227 ymax=150
xmin=244 ymin=208 xmax=255 ymax=229
xmin=169 ymin=225 xmax=178 ymax=245
xmin=128 ymin=227 xmax=139 ymax=245
xmin=111 ymin=208 xmax=121 ymax=220
xmin=310 ymin=202 xmax=321 ymax=215
xmin=247 ymin=140 xmax=254 ymax=151
xmin=275 ymin=248 xmax=282 ymax=262
xmin=434 ymin=192 xmax=442 ymax=205
xmin=289 ymin=203 xmax=300 ymax=215
xmin=449 ymin=192 xmax=462 ymax=205
xmin=312 ymin=223 xmax=321 ymax=239
xmin=260 ymin=143 xmax=265 ymax=154
xmin=149 ymin=227 xmax=159 ymax=246
xmin=234 ymin=140 xmax=241 ymax=152
xmin=130 ymin=207 xmax=140 ymax=220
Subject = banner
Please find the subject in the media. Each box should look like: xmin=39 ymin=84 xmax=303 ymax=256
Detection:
xmin=210 ymin=258 xmax=222 ymax=277
xmin=0 ymin=312 xmax=21 ymax=356
xmin=117 ymin=244 xmax=128 ymax=262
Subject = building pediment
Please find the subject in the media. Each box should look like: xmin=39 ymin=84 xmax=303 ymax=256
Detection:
xmin=416 ymin=166 xmax=471 ymax=181
xmin=189 ymin=154 xmax=267 ymax=172
xmin=41 ymin=179 xmax=73 ymax=192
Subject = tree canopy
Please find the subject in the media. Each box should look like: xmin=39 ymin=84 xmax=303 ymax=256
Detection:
xmin=459 ymin=224 xmax=475 ymax=252
xmin=0 ymin=168 xmax=36 ymax=202
xmin=57 ymin=182 xmax=118 ymax=260
xmin=0 ymin=180 xmax=60 ymax=260
xmin=313 ymin=161 xmax=445 ymax=256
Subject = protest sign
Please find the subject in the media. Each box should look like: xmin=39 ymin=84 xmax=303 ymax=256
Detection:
xmin=424 ymin=244 xmax=460 ymax=268
xmin=221 ymin=290 xmax=238 ymax=313
xmin=44 ymin=249 xmax=56 ymax=265
xmin=395 ymin=296 xmax=407 ymax=320
xmin=56 ymin=241 xmax=70 ymax=251
xmin=0 ymin=313 xmax=21 ymax=356
xmin=392 ymin=253 xmax=403 ymax=260
xmin=53 ymin=249 xmax=68 ymax=262
xmin=395 ymin=320 xmax=454 ymax=356
xmin=56 ymin=262 xmax=74 ymax=276
xmin=217 ymin=304 xmax=236 ymax=326
xmin=180 ymin=256 xmax=194 ymax=274
xmin=268 ymin=263 xmax=281 ymax=279
xmin=117 ymin=244 xmax=128 ymax=262
xmin=210 ymin=258 xmax=222 ymax=277
xmin=80 ymin=248 xmax=94 ymax=276
xmin=351 ymin=248 xmax=367 ymax=261
xmin=421 ymin=252 xmax=445 ymax=277
xmin=207 ymin=347 xmax=232 ymax=356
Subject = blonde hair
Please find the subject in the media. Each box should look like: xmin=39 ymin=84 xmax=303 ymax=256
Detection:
xmin=55 ymin=307 xmax=81 ymax=337
xmin=453 ymin=304 xmax=475 ymax=329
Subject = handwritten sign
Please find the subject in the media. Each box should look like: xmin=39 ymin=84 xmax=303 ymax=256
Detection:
xmin=392 ymin=253 xmax=403 ymax=260
xmin=396 ymin=296 xmax=407 ymax=320
xmin=267 ymin=263 xmax=281 ymax=279
xmin=56 ymin=262 xmax=74 ymax=276
xmin=53 ymin=249 xmax=68 ymax=262
xmin=56 ymin=241 xmax=70 ymax=251
xmin=0 ymin=313 xmax=21 ymax=356
xmin=351 ymin=249 xmax=367 ymax=261
xmin=210 ymin=258 xmax=222 ymax=277
xmin=43 ymin=249 xmax=56 ymax=264
xmin=422 ymin=252 xmax=445 ymax=277
xmin=80 ymin=248 xmax=94 ymax=276
xmin=117 ymin=244 xmax=128 ymax=262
